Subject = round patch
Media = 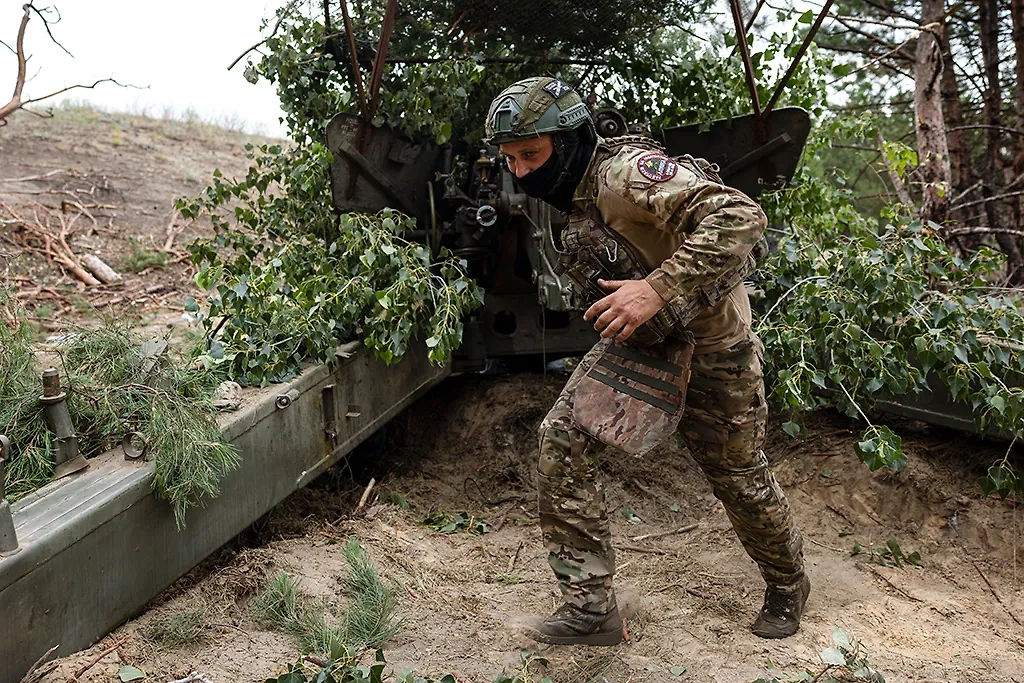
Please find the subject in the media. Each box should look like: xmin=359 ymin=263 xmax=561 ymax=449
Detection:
xmin=637 ymin=153 xmax=678 ymax=182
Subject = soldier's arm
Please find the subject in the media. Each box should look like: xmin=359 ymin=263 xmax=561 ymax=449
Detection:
xmin=600 ymin=152 xmax=767 ymax=305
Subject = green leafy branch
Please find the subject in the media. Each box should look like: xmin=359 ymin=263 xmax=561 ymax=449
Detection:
xmin=758 ymin=168 xmax=1024 ymax=497
xmin=179 ymin=143 xmax=482 ymax=386
xmin=753 ymin=626 xmax=886 ymax=683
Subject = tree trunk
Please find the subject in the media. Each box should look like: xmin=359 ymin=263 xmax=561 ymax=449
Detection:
xmin=915 ymin=0 xmax=952 ymax=226
xmin=1009 ymin=0 xmax=1024 ymax=249
xmin=979 ymin=0 xmax=1024 ymax=283
xmin=940 ymin=19 xmax=973 ymax=205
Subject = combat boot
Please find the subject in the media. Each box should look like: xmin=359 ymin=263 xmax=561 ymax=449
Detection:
xmin=751 ymin=575 xmax=811 ymax=639
xmin=525 ymin=603 xmax=623 ymax=646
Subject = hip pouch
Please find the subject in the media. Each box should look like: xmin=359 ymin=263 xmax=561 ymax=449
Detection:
xmin=572 ymin=339 xmax=694 ymax=457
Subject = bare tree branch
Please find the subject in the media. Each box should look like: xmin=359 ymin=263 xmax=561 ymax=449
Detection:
xmin=2 ymin=7 xmax=141 ymax=123
xmin=947 ymin=226 xmax=1024 ymax=239
xmin=953 ymin=188 xmax=1024 ymax=210
xmin=227 ymin=0 xmax=302 ymax=71
xmin=20 ymin=78 xmax=142 ymax=109
xmin=27 ymin=3 xmax=72 ymax=58
xmin=859 ymin=0 xmax=919 ymax=23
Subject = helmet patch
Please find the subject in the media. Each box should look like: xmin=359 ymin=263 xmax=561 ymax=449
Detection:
xmin=542 ymin=79 xmax=572 ymax=98
xmin=637 ymin=154 xmax=678 ymax=182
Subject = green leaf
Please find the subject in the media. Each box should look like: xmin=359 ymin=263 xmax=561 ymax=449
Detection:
xmin=782 ymin=421 xmax=803 ymax=437
xmin=820 ymin=647 xmax=847 ymax=666
xmin=798 ymin=9 xmax=815 ymax=23
xmin=831 ymin=625 xmax=852 ymax=650
xmin=119 ymin=666 xmax=146 ymax=682
xmin=670 ymin=666 xmax=687 ymax=676
xmin=436 ymin=121 xmax=453 ymax=145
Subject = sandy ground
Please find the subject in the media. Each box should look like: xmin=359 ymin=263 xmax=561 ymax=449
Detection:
xmin=4 ymin=107 xmax=1023 ymax=683
xmin=36 ymin=373 xmax=1024 ymax=683
xmin=0 ymin=105 xmax=279 ymax=340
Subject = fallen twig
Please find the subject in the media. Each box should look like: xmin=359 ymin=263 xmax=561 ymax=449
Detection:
xmin=355 ymin=477 xmax=376 ymax=515
xmin=869 ymin=566 xmax=923 ymax=603
xmin=169 ymin=673 xmax=213 ymax=683
xmin=630 ymin=523 xmax=698 ymax=543
xmin=493 ymin=501 xmax=518 ymax=531
xmin=806 ymin=537 xmax=843 ymax=553
xmin=615 ymin=543 xmax=672 ymax=555
xmin=74 ymin=634 xmax=129 ymax=678
xmin=971 ymin=558 xmax=1024 ymax=628
xmin=162 ymin=207 xmax=187 ymax=254
xmin=0 ymin=169 xmax=62 ymax=183
xmin=18 ymin=644 xmax=59 ymax=683
xmin=402 ymin=582 xmax=424 ymax=601
xmin=507 ymin=540 xmax=524 ymax=572
xmin=208 ymin=621 xmax=255 ymax=642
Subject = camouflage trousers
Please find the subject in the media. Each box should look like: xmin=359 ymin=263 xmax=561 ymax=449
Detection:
xmin=537 ymin=332 xmax=804 ymax=615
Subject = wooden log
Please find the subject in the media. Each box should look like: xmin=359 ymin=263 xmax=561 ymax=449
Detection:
xmin=80 ymin=254 xmax=123 ymax=285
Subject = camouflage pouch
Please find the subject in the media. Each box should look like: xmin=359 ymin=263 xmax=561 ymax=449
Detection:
xmin=572 ymin=338 xmax=694 ymax=457
xmin=558 ymin=207 xmax=685 ymax=347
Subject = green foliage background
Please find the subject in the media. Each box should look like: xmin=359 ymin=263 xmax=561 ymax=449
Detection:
xmin=187 ymin=1 xmax=1023 ymax=496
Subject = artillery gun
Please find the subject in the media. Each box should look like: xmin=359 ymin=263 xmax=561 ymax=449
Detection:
xmin=325 ymin=105 xmax=812 ymax=368
xmin=322 ymin=0 xmax=828 ymax=369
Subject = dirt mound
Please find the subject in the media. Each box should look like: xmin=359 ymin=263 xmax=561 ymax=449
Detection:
xmin=38 ymin=371 xmax=1024 ymax=683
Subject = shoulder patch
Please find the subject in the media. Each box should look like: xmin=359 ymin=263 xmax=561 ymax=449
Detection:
xmin=636 ymin=153 xmax=678 ymax=182
xmin=542 ymin=79 xmax=572 ymax=98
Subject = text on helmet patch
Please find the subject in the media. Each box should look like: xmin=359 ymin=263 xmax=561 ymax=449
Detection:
xmin=637 ymin=154 xmax=678 ymax=182
xmin=542 ymin=79 xmax=572 ymax=98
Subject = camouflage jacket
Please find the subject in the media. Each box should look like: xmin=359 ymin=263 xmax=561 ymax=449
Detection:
xmin=569 ymin=136 xmax=768 ymax=354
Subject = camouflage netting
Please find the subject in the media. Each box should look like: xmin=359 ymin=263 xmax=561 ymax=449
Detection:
xmin=339 ymin=0 xmax=715 ymax=60
xmin=419 ymin=0 xmax=700 ymax=56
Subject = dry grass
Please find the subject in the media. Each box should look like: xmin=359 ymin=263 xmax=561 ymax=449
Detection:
xmin=143 ymin=607 xmax=209 ymax=649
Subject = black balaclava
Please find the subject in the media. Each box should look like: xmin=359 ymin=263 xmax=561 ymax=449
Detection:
xmin=514 ymin=127 xmax=596 ymax=213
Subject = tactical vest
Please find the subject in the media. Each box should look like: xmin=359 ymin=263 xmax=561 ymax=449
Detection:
xmin=556 ymin=135 xmax=766 ymax=347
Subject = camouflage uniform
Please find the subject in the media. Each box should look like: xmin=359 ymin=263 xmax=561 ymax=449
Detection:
xmin=539 ymin=137 xmax=805 ymax=615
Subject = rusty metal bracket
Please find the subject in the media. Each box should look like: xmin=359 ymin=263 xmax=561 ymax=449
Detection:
xmin=39 ymin=368 xmax=89 ymax=479
xmin=338 ymin=0 xmax=368 ymax=121
xmin=729 ymin=0 xmax=762 ymax=118
xmin=366 ymin=0 xmax=398 ymax=123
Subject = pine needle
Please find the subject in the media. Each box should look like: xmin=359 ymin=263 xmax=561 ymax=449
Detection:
xmin=1 ymin=282 xmax=238 ymax=525
xmin=249 ymin=541 xmax=402 ymax=656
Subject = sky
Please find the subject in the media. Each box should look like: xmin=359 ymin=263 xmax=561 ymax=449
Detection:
xmin=1 ymin=1 xmax=288 ymax=137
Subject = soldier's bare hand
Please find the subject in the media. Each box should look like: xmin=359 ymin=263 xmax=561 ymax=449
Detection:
xmin=583 ymin=279 xmax=667 ymax=342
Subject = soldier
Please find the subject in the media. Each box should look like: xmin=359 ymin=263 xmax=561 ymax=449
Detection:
xmin=483 ymin=77 xmax=809 ymax=646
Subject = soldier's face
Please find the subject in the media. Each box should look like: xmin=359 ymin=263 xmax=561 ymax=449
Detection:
xmin=499 ymin=135 xmax=554 ymax=179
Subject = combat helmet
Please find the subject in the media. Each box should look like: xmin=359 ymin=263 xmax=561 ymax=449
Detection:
xmin=484 ymin=76 xmax=593 ymax=145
